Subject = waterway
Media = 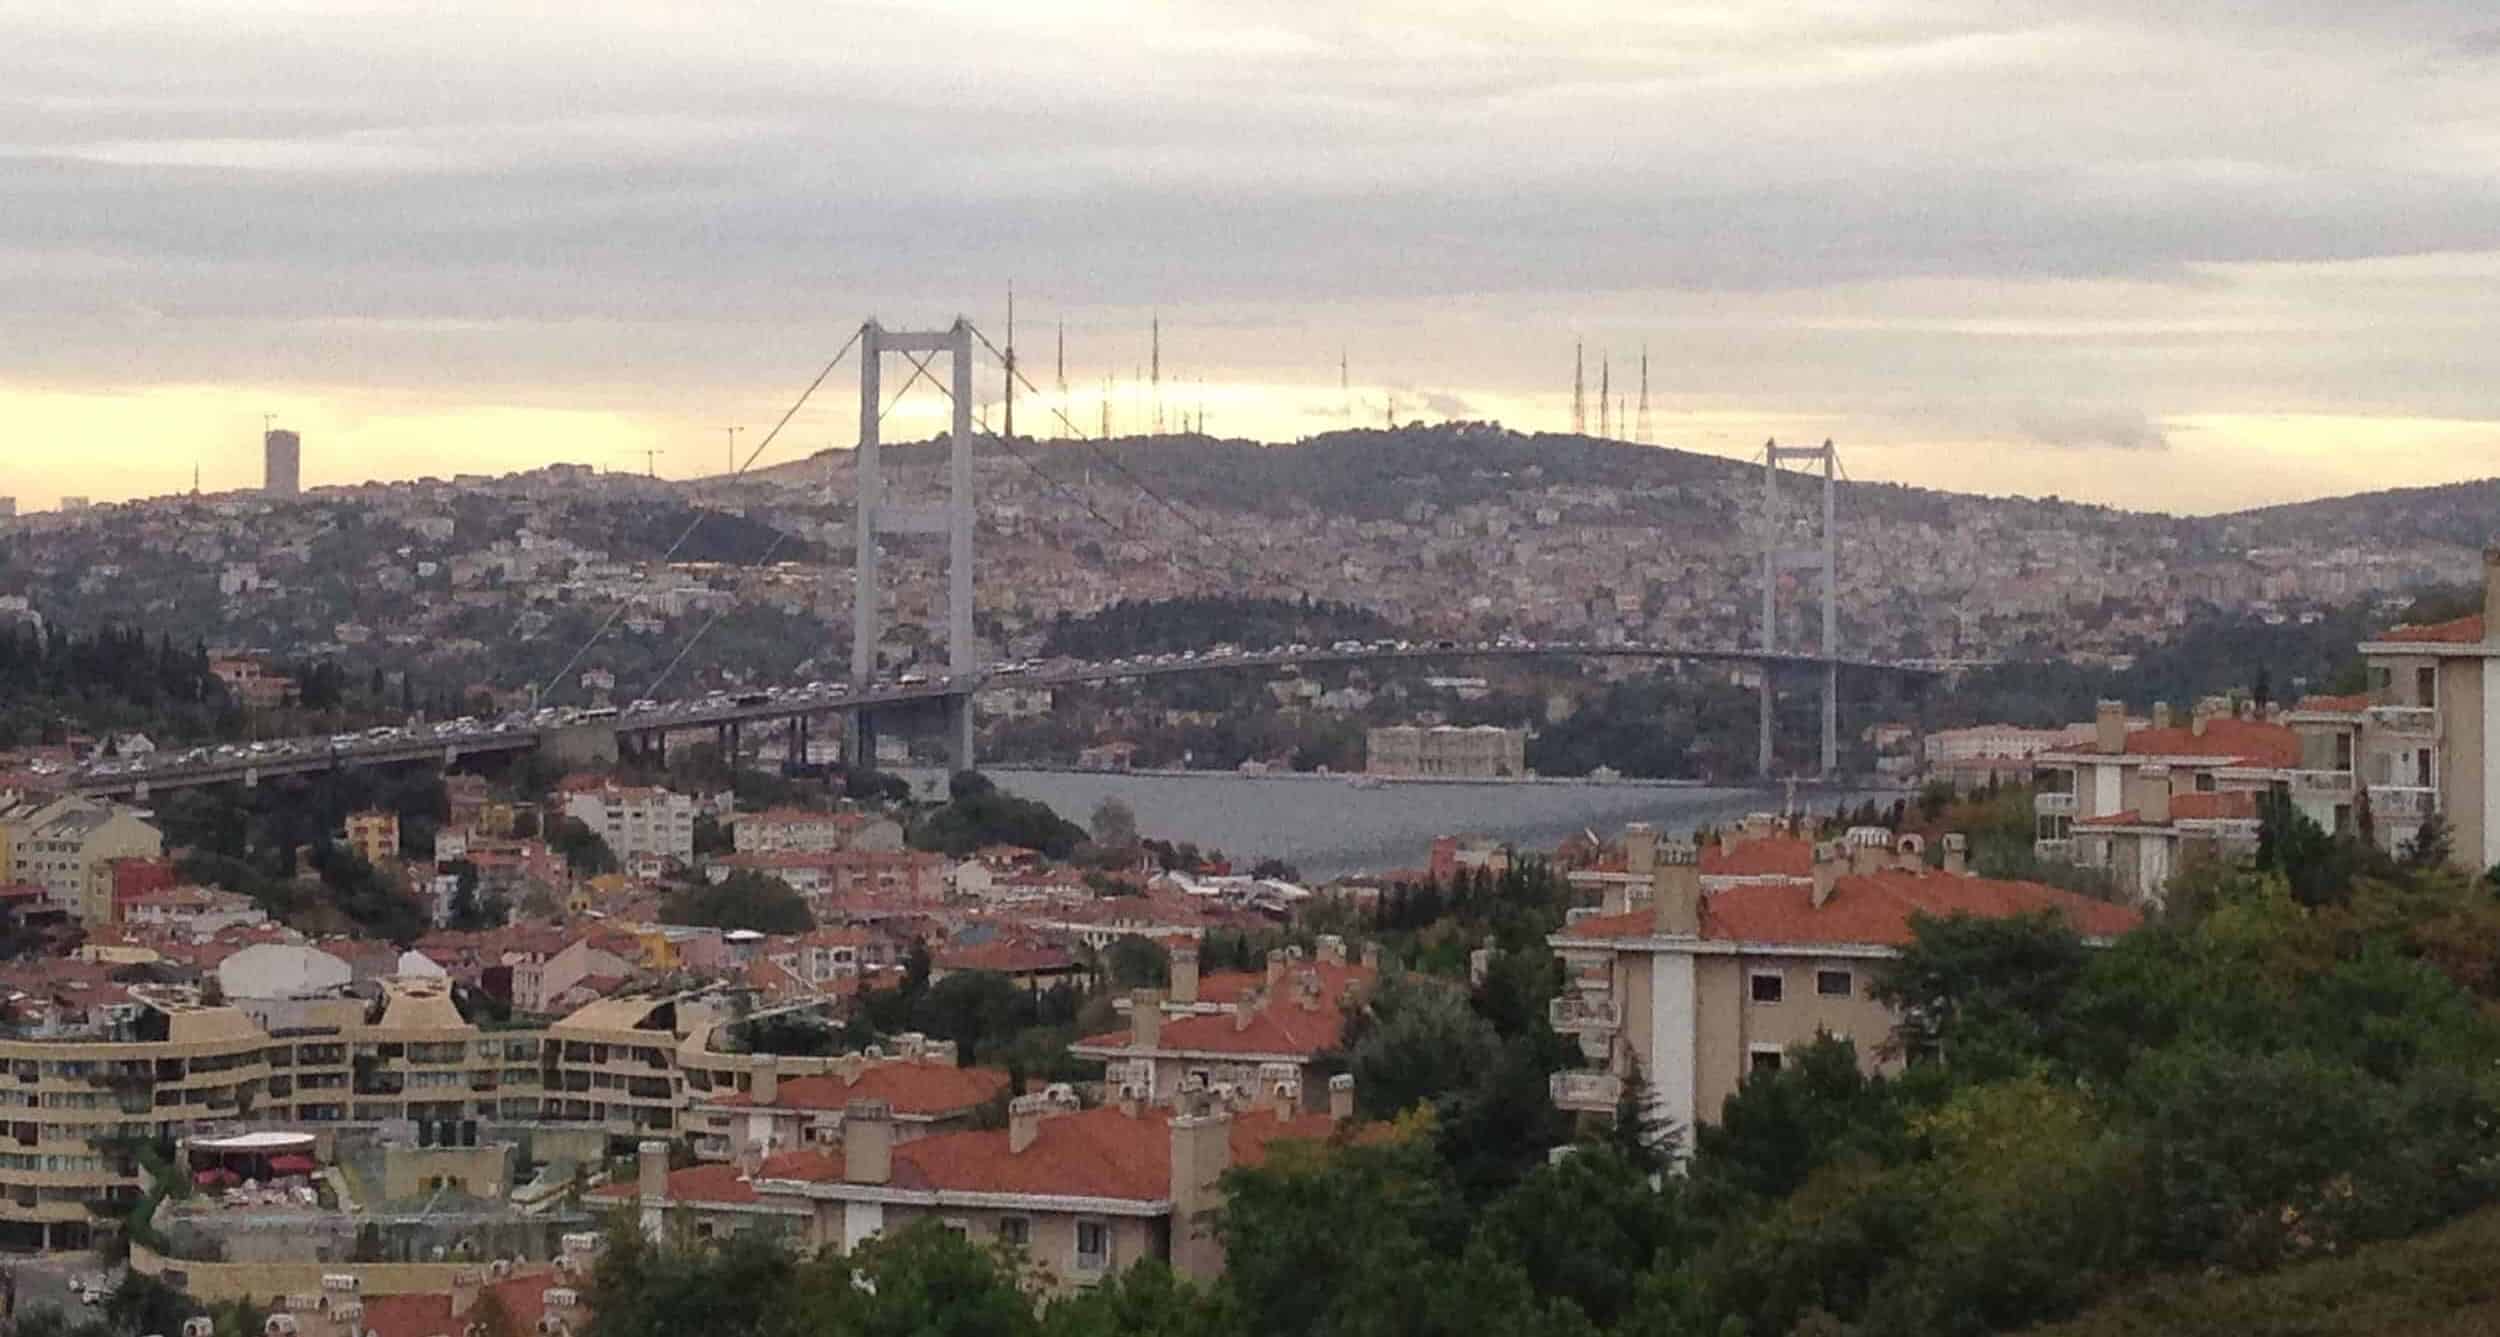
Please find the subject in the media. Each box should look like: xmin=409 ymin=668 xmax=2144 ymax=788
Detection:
xmin=909 ymin=767 xmax=1892 ymax=880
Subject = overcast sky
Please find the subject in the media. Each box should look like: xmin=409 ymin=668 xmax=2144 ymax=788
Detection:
xmin=4 ymin=0 xmax=2498 ymax=512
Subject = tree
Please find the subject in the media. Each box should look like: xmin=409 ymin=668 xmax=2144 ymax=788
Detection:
xmin=1610 ymin=1058 xmax=1676 ymax=1173
xmin=1350 ymin=974 xmax=1501 ymax=1119
xmin=1090 ymin=796 xmax=1140 ymax=851
xmin=692 ymin=813 xmax=734 ymax=857
xmin=660 ymin=872 xmax=814 ymax=935
xmin=1105 ymin=934 xmax=1169 ymax=989
xmin=2405 ymin=809 xmax=2456 ymax=870
xmin=548 ymin=816 xmax=618 ymax=876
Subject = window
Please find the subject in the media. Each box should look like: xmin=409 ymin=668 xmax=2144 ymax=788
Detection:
xmin=1748 ymin=1049 xmax=1783 ymax=1076
xmin=941 ymin=1220 xmax=969 ymax=1239
xmin=1816 ymin=969 xmax=1853 ymax=999
xmin=1749 ymin=971 xmax=1784 ymax=1005
xmin=2418 ymin=666 xmax=2438 ymax=709
xmin=998 ymin=1216 xmax=1030 ymax=1248
xmin=1075 ymin=1220 xmax=1111 ymax=1272
xmin=2195 ymin=771 xmax=2216 ymax=793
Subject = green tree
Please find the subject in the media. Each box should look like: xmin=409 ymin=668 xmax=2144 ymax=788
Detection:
xmin=1348 ymin=973 xmax=1501 ymax=1120
xmin=660 ymin=872 xmax=814 ymax=934
xmin=1104 ymin=935 xmax=1170 ymax=989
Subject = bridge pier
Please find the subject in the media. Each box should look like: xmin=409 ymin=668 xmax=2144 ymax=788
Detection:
xmin=1822 ymin=662 xmax=1838 ymax=779
xmin=945 ymin=694 xmax=974 ymax=776
xmin=848 ymin=709 xmax=879 ymax=772
xmin=1757 ymin=670 xmax=1774 ymax=779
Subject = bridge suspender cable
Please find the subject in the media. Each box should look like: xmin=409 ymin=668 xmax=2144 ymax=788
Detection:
xmin=537 ymin=325 xmax=864 ymax=704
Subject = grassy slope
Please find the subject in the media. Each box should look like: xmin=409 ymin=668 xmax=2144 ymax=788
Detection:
xmin=2022 ymin=1204 xmax=2500 ymax=1336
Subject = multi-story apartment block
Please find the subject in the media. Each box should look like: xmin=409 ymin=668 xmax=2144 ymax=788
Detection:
xmin=561 ymin=785 xmax=696 ymax=866
xmin=343 ymin=809 xmax=400 ymax=867
xmin=2344 ymin=547 xmax=2500 ymax=869
xmin=1545 ymin=838 xmax=2138 ymax=1141
xmin=683 ymin=1042 xmax=1006 ymax=1163
xmin=610 ymin=1075 xmax=1353 ymax=1291
xmin=2031 ymin=699 xmax=2297 ymax=901
xmin=1071 ymin=943 xmax=1365 ymax=1106
xmin=0 ymin=797 xmax=163 ymax=924
xmin=731 ymin=808 xmax=903 ymax=855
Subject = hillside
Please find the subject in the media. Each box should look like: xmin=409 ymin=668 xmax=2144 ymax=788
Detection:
xmin=2222 ymin=477 xmax=2500 ymax=551
xmin=2024 ymin=1202 xmax=2500 ymax=1336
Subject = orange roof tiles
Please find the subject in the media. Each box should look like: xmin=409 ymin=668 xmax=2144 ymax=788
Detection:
xmin=2120 ymin=717 xmax=2300 ymax=767
xmin=1559 ymin=868 xmax=2140 ymax=948
xmin=712 ymin=1063 xmax=1010 ymax=1116
xmin=1193 ymin=959 xmax=1374 ymax=1006
xmin=355 ymin=1293 xmax=458 ymax=1337
xmin=1701 ymin=836 xmax=1812 ymax=880
xmin=1081 ymin=996 xmax=1352 ymax=1058
xmin=2379 ymin=613 xmax=2485 ymax=645
xmin=888 ymin=1105 xmax=1337 ymax=1202
xmin=2075 ymin=789 xmax=2259 ymax=828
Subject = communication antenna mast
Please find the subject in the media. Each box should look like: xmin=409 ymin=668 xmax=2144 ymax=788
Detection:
xmin=1340 ymin=349 xmax=1350 ymax=419
xmin=1636 ymin=345 xmax=1653 ymax=444
xmin=1572 ymin=343 xmax=1586 ymax=434
xmin=1598 ymin=357 xmax=1611 ymax=438
xmin=1100 ymin=377 xmax=1112 ymax=440
xmin=1055 ymin=322 xmax=1068 ymax=439
xmin=722 ymin=426 xmax=742 ymax=476
xmin=1003 ymin=284 xmax=1016 ymax=441
xmin=1151 ymin=315 xmax=1162 ymax=434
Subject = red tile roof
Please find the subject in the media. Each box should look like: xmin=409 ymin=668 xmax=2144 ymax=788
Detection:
xmin=1559 ymin=868 xmax=2140 ymax=948
xmin=888 ymin=1105 xmax=1338 ymax=1202
xmin=2292 ymin=693 xmax=2368 ymax=714
xmin=712 ymin=1063 xmax=1010 ymax=1116
xmin=2120 ymin=717 xmax=2300 ymax=767
xmin=1701 ymin=836 xmax=1812 ymax=880
xmin=356 ymin=1294 xmax=458 ymax=1337
xmin=1193 ymin=959 xmax=1373 ymax=1006
xmin=2379 ymin=613 xmax=2485 ymax=645
xmin=1079 ymin=997 xmax=1351 ymax=1058
xmin=593 ymin=1149 xmax=843 ymax=1204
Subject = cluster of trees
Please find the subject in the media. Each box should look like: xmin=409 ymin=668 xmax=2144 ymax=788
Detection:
xmin=908 ymin=773 xmax=1088 ymax=860
xmin=846 ymin=942 xmax=1104 ymax=1082
xmin=163 ymin=770 xmax=445 ymax=942
xmin=13 ymin=1272 xmax=264 ymax=1337
xmin=0 ymin=624 xmax=231 ymax=746
xmin=660 ymin=871 xmax=815 ymax=935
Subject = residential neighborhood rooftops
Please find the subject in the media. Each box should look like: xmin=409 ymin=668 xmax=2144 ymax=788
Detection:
xmin=1559 ymin=867 xmax=2141 ymax=949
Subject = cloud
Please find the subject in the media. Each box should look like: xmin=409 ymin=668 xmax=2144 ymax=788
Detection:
xmin=2015 ymin=407 xmax=2172 ymax=451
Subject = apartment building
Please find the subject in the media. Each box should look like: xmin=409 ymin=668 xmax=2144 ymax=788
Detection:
xmin=732 ymin=808 xmax=903 ymax=855
xmin=1070 ymin=944 xmax=1365 ymax=1105
xmin=612 ymin=1076 xmax=1353 ymax=1291
xmin=683 ymin=1043 xmax=1006 ymax=1163
xmin=561 ymin=785 xmax=696 ymax=866
xmin=0 ymin=797 xmax=163 ymax=924
xmin=1546 ymin=839 xmax=2138 ymax=1141
xmin=2031 ymin=699 xmax=2297 ymax=902
xmin=2347 ymin=549 xmax=2500 ymax=869
xmin=343 ymin=809 xmax=401 ymax=867
xmin=1365 ymin=725 xmax=1528 ymax=778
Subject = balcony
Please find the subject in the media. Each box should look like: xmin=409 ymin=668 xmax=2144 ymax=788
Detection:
xmin=1550 ymin=1070 xmax=1621 ymax=1113
xmin=2291 ymin=769 xmax=2355 ymax=797
xmin=2370 ymin=785 xmax=2437 ymax=819
xmin=2033 ymin=791 xmax=2078 ymax=817
xmin=2368 ymin=706 xmax=2438 ymax=737
xmin=1547 ymin=995 xmax=1621 ymax=1034
xmin=2033 ymin=838 xmax=2074 ymax=862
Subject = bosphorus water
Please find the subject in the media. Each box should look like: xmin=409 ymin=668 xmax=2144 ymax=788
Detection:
xmin=922 ymin=768 xmax=1887 ymax=880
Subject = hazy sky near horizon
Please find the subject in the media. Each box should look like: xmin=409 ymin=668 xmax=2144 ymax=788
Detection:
xmin=5 ymin=0 xmax=2500 ymax=514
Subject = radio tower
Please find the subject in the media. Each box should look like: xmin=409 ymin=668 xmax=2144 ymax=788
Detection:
xmin=1598 ymin=357 xmax=1611 ymax=438
xmin=1340 ymin=349 xmax=1350 ymax=419
xmin=1636 ymin=344 xmax=1653 ymax=444
xmin=1572 ymin=342 xmax=1586 ymax=434
xmin=1003 ymin=284 xmax=1017 ymax=441
xmin=1150 ymin=316 xmax=1163 ymax=434
xmin=1055 ymin=322 xmax=1068 ymax=439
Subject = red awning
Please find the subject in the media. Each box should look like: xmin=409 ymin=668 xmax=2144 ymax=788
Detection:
xmin=268 ymin=1155 xmax=318 ymax=1175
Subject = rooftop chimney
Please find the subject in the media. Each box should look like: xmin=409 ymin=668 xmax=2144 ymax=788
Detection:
xmin=1117 ymin=1080 xmax=1144 ymax=1117
xmin=1941 ymin=833 xmax=1968 ymax=877
xmin=1811 ymin=841 xmax=1845 ymax=909
xmin=2094 ymin=700 xmax=2126 ymax=755
xmin=1894 ymin=833 xmax=1926 ymax=871
xmin=1359 ymin=941 xmax=1380 ymax=973
xmin=1849 ymin=835 xmax=1886 ymax=877
xmin=1317 ymin=934 xmax=1346 ymax=967
xmin=1168 ymin=1104 xmax=1235 ymax=1282
xmin=1008 ymin=1093 xmax=1050 ymax=1154
xmin=1130 ymin=988 xmax=1164 ymax=1051
xmin=2192 ymin=697 xmax=2220 ymax=738
xmin=2484 ymin=543 xmax=2500 ymax=643
xmin=1234 ymin=991 xmax=1260 ymax=1032
xmin=1622 ymin=822 xmax=1658 ymax=877
xmin=2152 ymin=701 xmax=2172 ymax=732
xmin=836 ymin=1053 xmax=864 ymax=1086
xmin=1328 ymin=1072 xmax=1355 ymax=1124
xmin=841 ymin=1100 xmax=892 ymax=1185
xmin=636 ymin=1139 xmax=668 ymax=1242
xmin=1264 ymin=949 xmax=1286 ymax=990
xmin=749 ymin=1054 xmax=777 ymax=1107
xmin=1651 ymin=841 xmax=1700 ymax=937
xmin=1169 ymin=943 xmax=1200 ymax=1006
xmin=2137 ymin=763 xmax=2171 ymax=826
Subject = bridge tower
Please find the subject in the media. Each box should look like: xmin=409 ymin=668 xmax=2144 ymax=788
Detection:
xmin=852 ymin=319 xmax=978 ymax=772
xmin=1758 ymin=439 xmax=1840 ymax=778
